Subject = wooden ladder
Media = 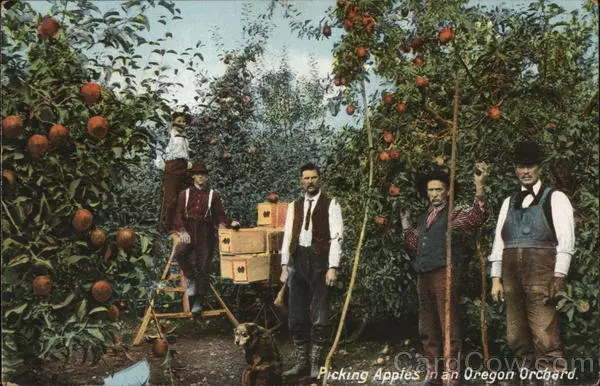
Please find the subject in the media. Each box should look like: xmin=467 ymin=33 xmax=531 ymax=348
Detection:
xmin=133 ymin=249 xmax=238 ymax=346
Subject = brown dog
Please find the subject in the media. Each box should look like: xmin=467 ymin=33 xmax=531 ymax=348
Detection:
xmin=234 ymin=322 xmax=282 ymax=386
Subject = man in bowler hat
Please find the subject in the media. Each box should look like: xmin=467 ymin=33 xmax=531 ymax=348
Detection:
xmin=489 ymin=141 xmax=575 ymax=379
xmin=401 ymin=162 xmax=489 ymax=384
xmin=171 ymin=161 xmax=236 ymax=314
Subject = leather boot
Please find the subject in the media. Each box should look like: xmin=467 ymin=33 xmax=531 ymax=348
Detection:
xmin=282 ymin=343 xmax=310 ymax=377
xmin=310 ymin=344 xmax=326 ymax=379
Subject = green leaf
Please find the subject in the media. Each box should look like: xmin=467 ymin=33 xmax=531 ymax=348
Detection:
xmin=65 ymin=255 xmax=91 ymax=266
xmin=76 ymin=300 xmax=88 ymax=321
xmin=69 ymin=179 xmax=81 ymax=199
xmin=87 ymin=328 xmax=104 ymax=341
xmin=88 ymin=306 xmax=108 ymax=315
xmin=5 ymin=303 xmax=28 ymax=318
xmin=140 ymin=235 xmax=149 ymax=253
xmin=52 ymin=293 xmax=76 ymax=310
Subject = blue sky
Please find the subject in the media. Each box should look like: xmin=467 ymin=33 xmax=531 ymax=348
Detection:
xmin=30 ymin=0 xmax=586 ymax=109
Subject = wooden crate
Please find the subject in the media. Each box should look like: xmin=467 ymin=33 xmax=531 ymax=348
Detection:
xmin=257 ymin=202 xmax=289 ymax=228
xmin=266 ymin=229 xmax=284 ymax=253
xmin=220 ymin=253 xmax=282 ymax=284
xmin=218 ymin=228 xmax=267 ymax=255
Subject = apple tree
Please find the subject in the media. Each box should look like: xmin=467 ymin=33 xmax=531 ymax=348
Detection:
xmin=306 ymin=0 xmax=599 ymax=359
xmin=1 ymin=0 xmax=202 ymax=380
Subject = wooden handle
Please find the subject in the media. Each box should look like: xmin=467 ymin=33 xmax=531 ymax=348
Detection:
xmin=273 ymin=282 xmax=287 ymax=307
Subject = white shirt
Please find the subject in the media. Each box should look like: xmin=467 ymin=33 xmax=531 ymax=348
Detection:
xmin=488 ymin=180 xmax=575 ymax=277
xmin=163 ymin=127 xmax=190 ymax=161
xmin=281 ymin=191 xmax=344 ymax=268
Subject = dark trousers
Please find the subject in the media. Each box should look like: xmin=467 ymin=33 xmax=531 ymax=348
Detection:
xmin=502 ymin=248 xmax=565 ymax=370
xmin=173 ymin=219 xmax=215 ymax=296
xmin=287 ymin=246 xmax=331 ymax=345
xmin=158 ymin=159 xmax=188 ymax=234
xmin=417 ymin=267 xmax=462 ymax=375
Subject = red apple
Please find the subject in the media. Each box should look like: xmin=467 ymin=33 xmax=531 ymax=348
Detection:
xmin=375 ymin=216 xmax=387 ymax=226
xmin=378 ymin=151 xmax=390 ymax=161
xmin=411 ymin=37 xmax=424 ymax=50
xmin=383 ymin=131 xmax=394 ymax=143
xmin=389 ymin=149 xmax=400 ymax=160
xmin=395 ymin=102 xmax=407 ymax=113
xmin=487 ymin=106 xmax=502 ymax=120
xmin=343 ymin=19 xmax=353 ymax=31
xmin=439 ymin=27 xmax=454 ymax=44
xmin=355 ymin=46 xmax=368 ymax=57
xmin=388 ymin=184 xmax=401 ymax=196
xmin=412 ymin=56 xmax=424 ymax=67
xmin=322 ymin=25 xmax=332 ymax=37
xmin=383 ymin=93 xmax=395 ymax=105
xmin=346 ymin=104 xmax=356 ymax=115
xmin=415 ymin=77 xmax=429 ymax=88
xmin=267 ymin=192 xmax=279 ymax=203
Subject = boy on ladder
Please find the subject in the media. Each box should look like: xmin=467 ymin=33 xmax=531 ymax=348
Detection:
xmin=171 ymin=160 xmax=238 ymax=314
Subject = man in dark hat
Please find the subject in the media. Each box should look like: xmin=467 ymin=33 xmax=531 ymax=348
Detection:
xmin=489 ymin=141 xmax=575 ymax=379
xmin=158 ymin=111 xmax=193 ymax=235
xmin=401 ymin=162 xmax=489 ymax=384
xmin=171 ymin=160 xmax=237 ymax=314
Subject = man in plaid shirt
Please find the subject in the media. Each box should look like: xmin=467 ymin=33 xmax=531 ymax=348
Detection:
xmin=401 ymin=162 xmax=489 ymax=384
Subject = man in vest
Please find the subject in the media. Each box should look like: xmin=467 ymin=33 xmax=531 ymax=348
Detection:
xmin=280 ymin=163 xmax=344 ymax=379
xmin=401 ymin=162 xmax=489 ymax=384
xmin=171 ymin=161 xmax=235 ymax=314
xmin=489 ymin=141 xmax=575 ymax=379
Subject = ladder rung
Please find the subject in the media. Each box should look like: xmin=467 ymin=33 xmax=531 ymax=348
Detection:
xmin=155 ymin=287 xmax=185 ymax=293
xmin=155 ymin=312 xmax=193 ymax=318
xmin=167 ymin=273 xmax=184 ymax=280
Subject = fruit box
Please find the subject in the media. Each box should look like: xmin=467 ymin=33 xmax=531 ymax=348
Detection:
xmin=218 ymin=228 xmax=267 ymax=255
xmin=220 ymin=253 xmax=282 ymax=284
xmin=257 ymin=202 xmax=289 ymax=228
xmin=266 ymin=228 xmax=284 ymax=253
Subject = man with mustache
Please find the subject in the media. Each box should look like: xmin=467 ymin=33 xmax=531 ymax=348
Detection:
xmin=280 ymin=163 xmax=344 ymax=380
xmin=401 ymin=162 xmax=489 ymax=384
xmin=489 ymin=141 xmax=575 ymax=382
xmin=158 ymin=111 xmax=193 ymax=236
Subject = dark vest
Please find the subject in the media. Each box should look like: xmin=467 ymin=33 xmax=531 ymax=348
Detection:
xmin=413 ymin=207 xmax=461 ymax=273
xmin=501 ymin=186 xmax=557 ymax=249
xmin=289 ymin=193 xmax=332 ymax=259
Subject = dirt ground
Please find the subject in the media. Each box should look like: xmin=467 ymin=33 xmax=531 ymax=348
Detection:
xmin=15 ymin=314 xmax=599 ymax=386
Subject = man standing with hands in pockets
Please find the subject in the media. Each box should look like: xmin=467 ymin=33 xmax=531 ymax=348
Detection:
xmin=279 ymin=163 xmax=344 ymax=380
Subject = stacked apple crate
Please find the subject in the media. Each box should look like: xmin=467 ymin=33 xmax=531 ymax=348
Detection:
xmin=219 ymin=201 xmax=288 ymax=284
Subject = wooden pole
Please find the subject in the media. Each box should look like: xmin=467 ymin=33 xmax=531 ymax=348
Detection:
xmin=443 ymin=78 xmax=460 ymax=383
xmin=477 ymin=233 xmax=490 ymax=366
xmin=322 ymin=79 xmax=375 ymax=386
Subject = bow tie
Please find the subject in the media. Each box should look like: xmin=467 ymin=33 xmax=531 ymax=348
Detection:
xmin=516 ymin=186 xmax=536 ymax=208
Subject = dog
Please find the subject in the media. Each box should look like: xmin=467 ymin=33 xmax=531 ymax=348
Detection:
xmin=234 ymin=322 xmax=282 ymax=386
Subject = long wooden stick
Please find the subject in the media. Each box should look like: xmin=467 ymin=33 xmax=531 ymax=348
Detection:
xmin=322 ymin=79 xmax=375 ymax=385
xmin=477 ymin=233 xmax=490 ymax=365
xmin=443 ymin=78 xmax=460 ymax=382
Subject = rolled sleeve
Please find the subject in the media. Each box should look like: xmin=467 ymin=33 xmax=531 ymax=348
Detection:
xmin=328 ymin=199 xmax=344 ymax=268
xmin=488 ymin=197 xmax=510 ymax=278
xmin=280 ymin=203 xmax=295 ymax=266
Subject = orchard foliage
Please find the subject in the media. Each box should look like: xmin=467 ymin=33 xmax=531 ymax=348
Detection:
xmin=1 ymin=0 xmax=201 ymax=378
xmin=316 ymin=0 xmax=599 ymax=358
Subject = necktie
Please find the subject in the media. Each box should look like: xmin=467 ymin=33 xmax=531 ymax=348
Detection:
xmin=426 ymin=208 xmax=439 ymax=229
xmin=304 ymin=199 xmax=313 ymax=231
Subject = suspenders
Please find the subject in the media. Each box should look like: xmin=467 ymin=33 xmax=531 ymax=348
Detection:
xmin=184 ymin=188 xmax=214 ymax=219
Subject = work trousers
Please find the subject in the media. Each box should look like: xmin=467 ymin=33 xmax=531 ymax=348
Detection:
xmin=173 ymin=218 xmax=215 ymax=297
xmin=158 ymin=159 xmax=188 ymax=234
xmin=417 ymin=267 xmax=462 ymax=377
xmin=287 ymin=246 xmax=331 ymax=345
xmin=502 ymin=248 xmax=565 ymax=371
